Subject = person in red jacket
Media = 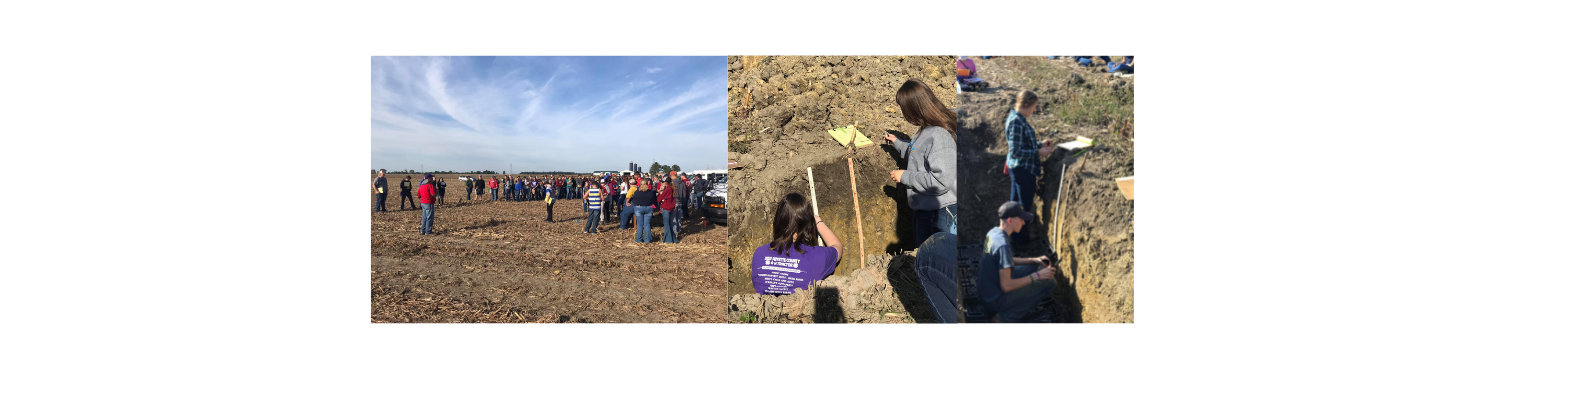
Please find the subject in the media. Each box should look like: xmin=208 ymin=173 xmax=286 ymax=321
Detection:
xmin=417 ymin=174 xmax=438 ymax=235
xmin=488 ymin=176 xmax=499 ymax=201
xmin=657 ymin=180 xmax=678 ymax=243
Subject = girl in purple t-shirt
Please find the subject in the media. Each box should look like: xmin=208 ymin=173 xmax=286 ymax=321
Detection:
xmin=751 ymin=193 xmax=844 ymax=295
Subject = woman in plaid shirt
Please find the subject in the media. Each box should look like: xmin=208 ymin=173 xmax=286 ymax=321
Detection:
xmin=1006 ymin=90 xmax=1055 ymax=244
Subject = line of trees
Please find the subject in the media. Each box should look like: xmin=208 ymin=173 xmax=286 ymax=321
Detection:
xmin=648 ymin=162 xmax=683 ymax=174
xmin=372 ymin=170 xmax=498 ymax=174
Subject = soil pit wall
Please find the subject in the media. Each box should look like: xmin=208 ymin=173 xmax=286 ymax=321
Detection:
xmin=955 ymin=57 xmax=1133 ymax=323
xmin=726 ymin=55 xmax=956 ymax=297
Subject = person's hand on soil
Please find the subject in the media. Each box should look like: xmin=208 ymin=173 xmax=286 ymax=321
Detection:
xmin=884 ymin=133 xmax=897 ymax=143
xmin=889 ymin=169 xmax=904 ymax=183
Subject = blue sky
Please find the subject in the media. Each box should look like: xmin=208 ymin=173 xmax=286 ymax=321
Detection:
xmin=372 ymin=56 xmax=725 ymax=173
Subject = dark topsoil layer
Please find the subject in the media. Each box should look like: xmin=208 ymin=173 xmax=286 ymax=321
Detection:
xmin=370 ymin=175 xmax=727 ymax=323
xmin=957 ymin=57 xmax=1134 ymax=323
xmin=725 ymin=56 xmax=957 ymax=300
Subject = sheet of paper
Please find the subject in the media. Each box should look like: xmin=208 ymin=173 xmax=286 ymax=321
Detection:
xmin=826 ymin=125 xmax=874 ymax=148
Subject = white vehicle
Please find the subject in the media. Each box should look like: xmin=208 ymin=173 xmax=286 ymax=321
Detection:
xmin=702 ymin=174 xmax=728 ymax=225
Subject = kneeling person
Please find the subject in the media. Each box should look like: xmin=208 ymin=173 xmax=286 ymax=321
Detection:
xmin=977 ymin=201 xmax=1059 ymax=322
xmin=750 ymin=193 xmax=843 ymax=295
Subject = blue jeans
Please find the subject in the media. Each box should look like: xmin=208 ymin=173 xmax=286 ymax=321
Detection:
xmin=466 ymin=188 xmax=472 ymax=200
xmin=912 ymin=204 xmax=958 ymax=247
xmin=1107 ymin=57 xmax=1133 ymax=73
xmin=984 ymin=264 xmax=1055 ymax=322
xmin=633 ymin=206 xmax=654 ymax=243
xmin=661 ymin=209 xmax=677 ymax=243
xmin=914 ymin=233 xmax=959 ymax=323
xmin=1009 ymin=165 xmax=1038 ymax=244
xmin=585 ymin=210 xmax=600 ymax=233
xmin=491 ymin=188 xmax=497 ymax=201
xmin=374 ymin=193 xmax=387 ymax=212
xmin=619 ymin=205 xmax=634 ymax=229
xmin=420 ymin=203 xmax=435 ymax=234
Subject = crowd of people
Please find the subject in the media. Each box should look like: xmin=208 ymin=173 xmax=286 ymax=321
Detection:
xmin=371 ymin=170 xmax=715 ymax=245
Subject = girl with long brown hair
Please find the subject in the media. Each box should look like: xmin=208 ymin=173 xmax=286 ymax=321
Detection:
xmin=884 ymin=78 xmax=959 ymax=247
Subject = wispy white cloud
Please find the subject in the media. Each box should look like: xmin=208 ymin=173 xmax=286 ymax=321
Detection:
xmin=372 ymin=56 xmax=727 ymax=173
xmin=646 ymin=67 xmax=663 ymax=73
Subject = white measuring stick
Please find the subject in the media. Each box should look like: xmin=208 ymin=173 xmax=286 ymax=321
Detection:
xmin=1052 ymin=162 xmax=1067 ymax=258
xmin=807 ymin=167 xmax=824 ymax=246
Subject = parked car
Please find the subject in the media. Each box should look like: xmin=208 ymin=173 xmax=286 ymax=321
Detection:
xmin=702 ymin=175 xmax=727 ymax=225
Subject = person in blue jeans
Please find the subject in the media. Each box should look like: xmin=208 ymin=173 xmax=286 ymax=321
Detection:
xmin=1072 ymin=56 xmax=1111 ymax=66
xmin=913 ymin=232 xmax=959 ymax=323
xmin=662 ymin=208 xmax=677 ymax=243
xmin=978 ymin=201 xmax=1059 ymax=322
xmin=690 ymin=175 xmax=707 ymax=218
xmin=371 ymin=169 xmax=388 ymax=212
xmin=1107 ymin=56 xmax=1134 ymax=73
xmin=885 ymin=79 xmax=959 ymax=247
xmin=583 ymin=181 xmax=603 ymax=234
xmin=618 ymin=204 xmax=634 ymax=230
xmin=658 ymin=180 xmax=679 ymax=243
xmin=1006 ymin=90 xmax=1056 ymax=245
xmin=418 ymin=174 xmax=438 ymax=235
xmin=627 ymin=181 xmax=657 ymax=243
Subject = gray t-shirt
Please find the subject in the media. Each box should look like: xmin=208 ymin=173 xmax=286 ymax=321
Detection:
xmin=977 ymin=227 xmax=1014 ymax=303
xmin=374 ymin=177 xmax=387 ymax=193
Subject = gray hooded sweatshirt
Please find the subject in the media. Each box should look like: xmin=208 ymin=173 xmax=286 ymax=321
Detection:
xmin=892 ymin=125 xmax=957 ymax=210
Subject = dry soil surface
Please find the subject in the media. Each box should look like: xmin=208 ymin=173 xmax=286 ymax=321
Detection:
xmin=370 ymin=175 xmax=727 ymax=323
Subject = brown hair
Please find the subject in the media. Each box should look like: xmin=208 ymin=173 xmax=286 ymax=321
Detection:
xmin=896 ymin=79 xmax=958 ymax=140
xmin=769 ymin=193 xmax=818 ymax=256
xmin=1015 ymin=90 xmax=1039 ymax=112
